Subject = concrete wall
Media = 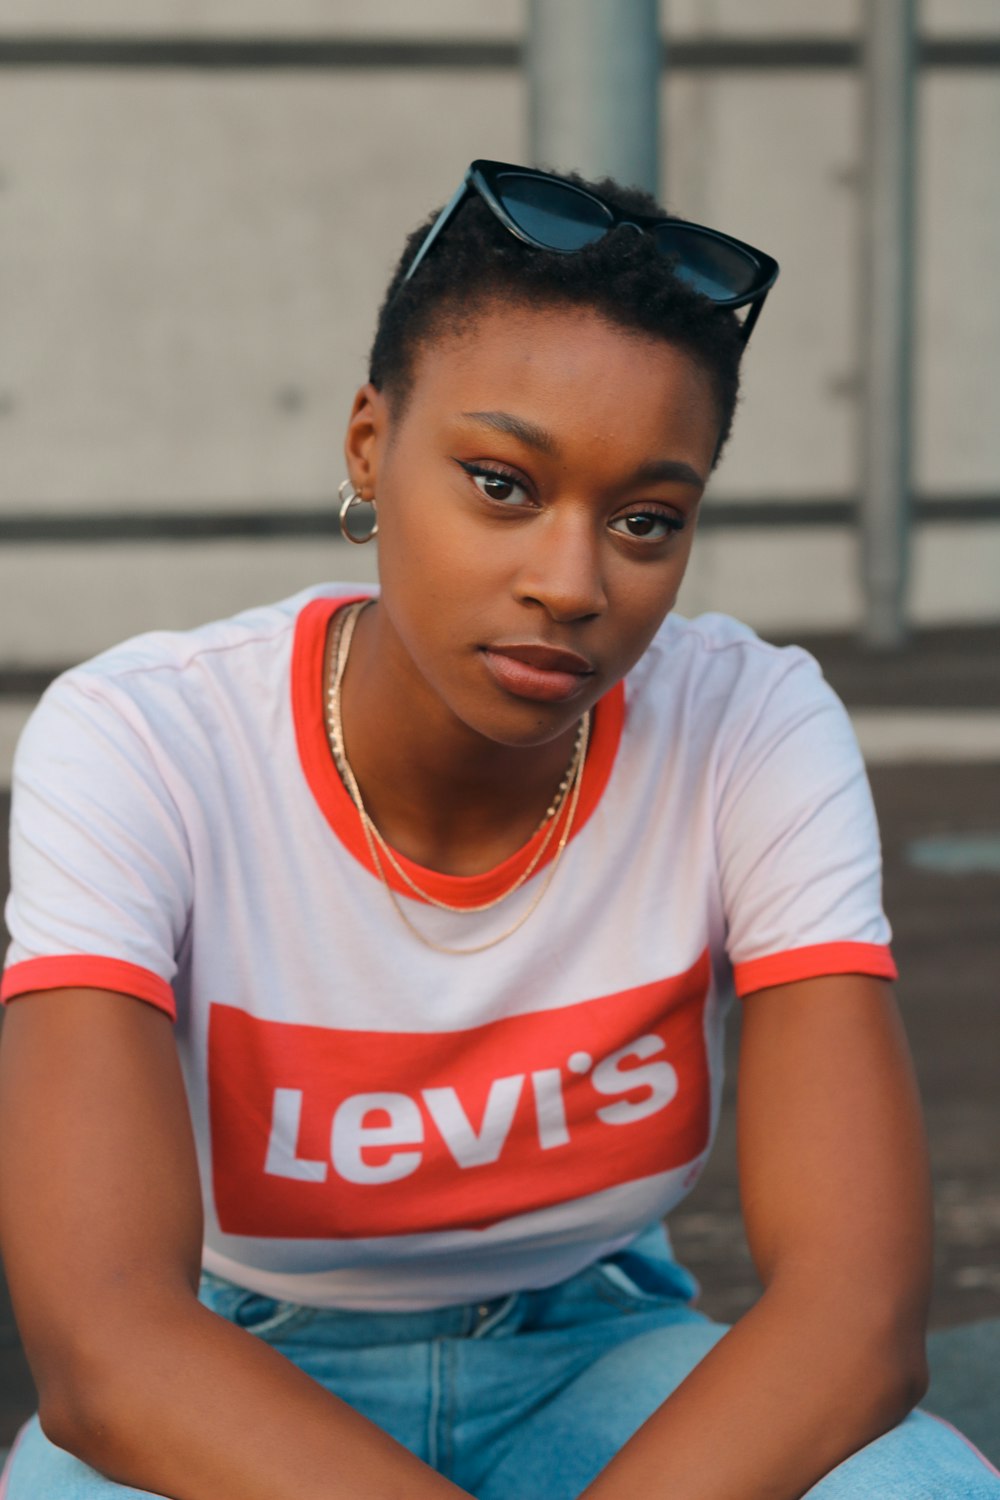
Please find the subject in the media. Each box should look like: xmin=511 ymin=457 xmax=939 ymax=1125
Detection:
xmin=1 ymin=0 xmax=998 ymax=671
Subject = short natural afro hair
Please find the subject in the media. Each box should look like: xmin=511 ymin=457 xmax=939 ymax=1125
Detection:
xmin=368 ymin=171 xmax=746 ymax=464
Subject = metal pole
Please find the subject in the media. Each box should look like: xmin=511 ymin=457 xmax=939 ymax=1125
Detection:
xmin=859 ymin=0 xmax=917 ymax=648
xmin=527 ymin=0 xmax=661 ymax=194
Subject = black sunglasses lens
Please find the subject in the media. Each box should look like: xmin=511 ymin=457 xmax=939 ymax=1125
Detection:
xmin=495 ymin=173 xmax=613 ymax=251
xmin=651 ymin=224 xmax=760 ymax=301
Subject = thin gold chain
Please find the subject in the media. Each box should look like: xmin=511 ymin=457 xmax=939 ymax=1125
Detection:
xmin=327 ymin=601 xmax=587 ymax=914
xmin=324 ymin=601 xmax=591 ymax=954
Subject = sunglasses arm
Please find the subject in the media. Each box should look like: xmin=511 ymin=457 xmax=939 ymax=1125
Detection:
xmin=400 ymin=178 xmax=473 ymax=290
xmin=737 ymin=289 xmax=769 ymax=347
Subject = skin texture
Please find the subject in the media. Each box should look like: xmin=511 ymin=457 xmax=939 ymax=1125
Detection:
xmin=0 ymin=302 xmax=932 ymax=1500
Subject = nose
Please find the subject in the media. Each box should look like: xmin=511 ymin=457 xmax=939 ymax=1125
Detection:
xmin=513 ymin=513 xmax=608 ymax=624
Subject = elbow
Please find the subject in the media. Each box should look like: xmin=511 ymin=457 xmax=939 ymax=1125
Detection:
xmin=869 ymin=1356 xmax=935 ymax=1434
xmin=879 ymin=1339 xmax=929 ymax=1424
xmin=36 ymin=1351 xmax=133 ymax=1473
xmin=38 ymin=1384 xmax=111 ymax=1471
xmin=770 ymin=1268 xmax=930 ymax=1431
xmin=37 ymin=1394 xmax=95 ymax=1467
xmin=33 ymin=1295 xmax=199 ymax=1474
xmin=857 ymin=1306 xmax=930 ymax=1430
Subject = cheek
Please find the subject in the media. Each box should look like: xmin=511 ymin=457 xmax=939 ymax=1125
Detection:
xmin=377 ymin=475 xmax=513 ymax=607
xmin=372 ymin=496 xmax=492 ymax=674
xmin=379 ymin=519 xmax=480 ymax=628
xmin=604 ymin=543 xmax=696 ymax=663
xmin=611 ymin=531 xmax=695 ymax=608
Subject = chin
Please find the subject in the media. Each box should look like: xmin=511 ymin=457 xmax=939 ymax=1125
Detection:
xmin=466 ymin=700 xmax=590 ymax=751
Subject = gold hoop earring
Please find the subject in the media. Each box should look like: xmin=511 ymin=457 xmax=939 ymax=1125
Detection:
xmin=338 ymin=479 xmax=378 ymax=545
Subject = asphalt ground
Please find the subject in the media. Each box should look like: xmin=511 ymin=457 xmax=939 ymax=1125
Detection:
xmin=0 ymin=624 xmax=997 ymax=1446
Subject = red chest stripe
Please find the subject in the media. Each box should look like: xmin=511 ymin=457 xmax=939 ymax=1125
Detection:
xmin=208 ymin=954 xmax=711 ymax=1239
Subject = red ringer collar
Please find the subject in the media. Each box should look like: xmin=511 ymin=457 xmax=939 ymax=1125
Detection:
xmin=291 ymin=594 xmax=624 ymax=908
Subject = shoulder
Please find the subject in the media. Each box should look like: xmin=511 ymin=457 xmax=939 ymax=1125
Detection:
xmin=29 ymin=585 xmax=351 ymax=717
xmin=627 ymin=610 xmax=838 ymax=743
xmin=644 ymin=609 xmax=822 ymax=682
xmin=13 ymin=585 xmax=363 ymax=779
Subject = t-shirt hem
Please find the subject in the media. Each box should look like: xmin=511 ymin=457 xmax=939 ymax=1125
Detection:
xmin=733 ymin=941 xmax=897 ymax=998
xmin=1 ymin=956 xmax=176 ymax=1019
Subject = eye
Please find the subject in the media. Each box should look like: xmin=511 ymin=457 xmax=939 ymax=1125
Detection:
xmin=609 ymin=509 xmax=685 ymax=541
xmin=458 ymin=461 xmax=531 ymax=507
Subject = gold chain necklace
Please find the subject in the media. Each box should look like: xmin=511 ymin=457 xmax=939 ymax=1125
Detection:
xmin=325 ymin=600 xmax=591 ymax=954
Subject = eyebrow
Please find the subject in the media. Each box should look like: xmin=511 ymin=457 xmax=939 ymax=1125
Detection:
xmin=459 ymin=410 xmax=558 ymax=455
xmin=627 ymin=458 xmax=705 ymax=489
xmin=458 ymin=410 xmax=705 ymax=489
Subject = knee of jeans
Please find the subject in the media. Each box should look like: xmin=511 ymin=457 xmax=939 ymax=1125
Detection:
xmin=807 ymin=1410 xmax=1000 ymax=1498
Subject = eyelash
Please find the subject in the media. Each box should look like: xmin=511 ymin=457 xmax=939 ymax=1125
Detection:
xmin=458 ymin=461 xmax=531 ymax=506
xmin=609 ymin=511 xmax=685 ymax=542
xmin=457 ymin=460 xmax=685 ymax=541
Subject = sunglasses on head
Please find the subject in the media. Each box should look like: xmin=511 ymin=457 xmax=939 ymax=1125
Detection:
xmin=398 ymin=159 xmax=779 ymax=346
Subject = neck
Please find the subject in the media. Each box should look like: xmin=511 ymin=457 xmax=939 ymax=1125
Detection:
xmin=328 ymin=602 xmax=586 ymax=877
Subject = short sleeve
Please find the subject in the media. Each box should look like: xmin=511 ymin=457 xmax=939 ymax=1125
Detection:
xmin=716 ymin=650 xmax=897 ymax=999
xmin=2 ymin=673 xmax=192 ymax=1017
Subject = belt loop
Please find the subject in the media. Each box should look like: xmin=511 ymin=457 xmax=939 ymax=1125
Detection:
xmin=470 ymin=1292 xmax=519 ymax=1339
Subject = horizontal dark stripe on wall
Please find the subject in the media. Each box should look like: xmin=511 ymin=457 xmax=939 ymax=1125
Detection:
xmin=0 ymin=667 xmax=59 ymax=697
xmin=1 ymin=495 xmax=998 ymax=544
xmin=0 ymin=36 xmax=521 ymax=70
xmin=0 ymin=508 xmax=345 ymax=543
xmin=1 ymin=36 xmax=998 ymax=72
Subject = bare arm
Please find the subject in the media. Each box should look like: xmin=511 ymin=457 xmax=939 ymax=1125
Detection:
xmin=0 ymin=989 xmax=470 ymax=1500
xmin=579 ymin=975 xmax=932 ymax=1500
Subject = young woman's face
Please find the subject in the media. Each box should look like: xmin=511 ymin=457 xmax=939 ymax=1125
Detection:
xmin=345 ymin=301 xmax=722 ymax=748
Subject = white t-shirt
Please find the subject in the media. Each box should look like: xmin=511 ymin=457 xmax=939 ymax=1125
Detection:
xmin=2 ymin=587 xmax=896 ymax=1309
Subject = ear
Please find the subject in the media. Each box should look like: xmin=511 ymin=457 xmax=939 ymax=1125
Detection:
xmin=343 ymin=383 xmax=390 ymax=501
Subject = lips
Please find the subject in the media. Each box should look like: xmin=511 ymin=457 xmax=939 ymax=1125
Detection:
xmin=480 ymin=641 xmax=595 ymax=703
xmin=488 ymin=642 xmax=593 ymax=674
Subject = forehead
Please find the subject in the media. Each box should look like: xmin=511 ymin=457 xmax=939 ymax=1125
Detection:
xmin=396 ymin=303 xmax=720 ymax=468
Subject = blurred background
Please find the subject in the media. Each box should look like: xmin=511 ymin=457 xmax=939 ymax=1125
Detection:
xmin=0 ymin=0 xmax=998 ymax=1455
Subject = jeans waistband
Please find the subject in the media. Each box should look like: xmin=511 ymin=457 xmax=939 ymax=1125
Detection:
xmin=197 ymin=1224 xmax=701 ymax=1349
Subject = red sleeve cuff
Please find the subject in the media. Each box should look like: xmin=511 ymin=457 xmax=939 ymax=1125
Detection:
xmin=734 ymin=941 xmax=898 ymax=999
xmin=1 ymin=956 xmax=176 ymax=1019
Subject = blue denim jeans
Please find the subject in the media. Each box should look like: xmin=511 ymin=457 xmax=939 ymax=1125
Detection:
xmin=3 ymin=1225 xmax=998 ymax=1499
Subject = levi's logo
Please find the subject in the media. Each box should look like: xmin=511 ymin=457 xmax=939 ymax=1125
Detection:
xmin=209 ymin=953 xmax=710 ymax=1238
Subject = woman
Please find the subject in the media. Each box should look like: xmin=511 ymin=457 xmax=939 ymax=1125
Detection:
xmin=0 ymin=161 xmax=996 ymax=1500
